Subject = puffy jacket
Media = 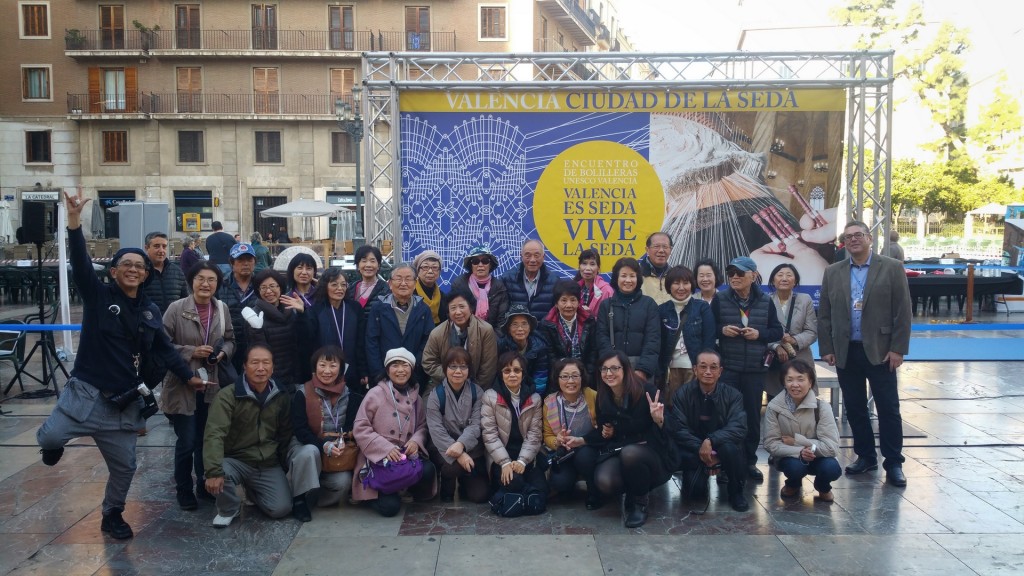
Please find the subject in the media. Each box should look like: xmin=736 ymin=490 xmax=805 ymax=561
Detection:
xmin=658 ymin=298 xmax=716 ymax=375
xmin=246 ymin=299 xmax=311 ymax=391
xmin=500 ymin=263 xmax=560 ymax=322
xmin=638 ymin=254 xmax=671 ymax=305
xmin=364 ymin=294 xmax=435 ymax=378
xmin=143 ymin=262 xmax=189 ymax=314
xmin=450 ymin=274 xmax=510 ymax=328
xmin=665 ymin=380 xmax=746 ymax=458
xmin=763 ymin=389 xmax=839 ymax=460
xmin=712 ymin=284 xmax=784 ymax=373
xmin=346 ymin=278 xmax=391 ymax=325
xmin=496 ymin=332 xmax=552 ymax=395
xmin=203 ymin=377 xmax=292 ymax=478
xmin=217 ymin=273 xmax=257 ymax=368
xmin=538 ymin=307 xmax=597 ymax=374
xmin=480 ymin=388 xmax=543 ymax=466
xmin=595 ymin=289 xmax=661 ymax=377
xmin=160 ymin=297 xmax=235 ymax=416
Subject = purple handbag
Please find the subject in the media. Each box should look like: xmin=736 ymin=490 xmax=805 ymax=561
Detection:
xmin=360 ymin=456 xmax=424 ymax=493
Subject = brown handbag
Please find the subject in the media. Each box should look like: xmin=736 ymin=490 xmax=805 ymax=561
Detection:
xmin=322 ymin=431 xmax=359 ymax=472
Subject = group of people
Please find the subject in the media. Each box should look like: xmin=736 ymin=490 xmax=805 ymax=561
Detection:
xmin=37 ymin=190 xmax=912 ymax=537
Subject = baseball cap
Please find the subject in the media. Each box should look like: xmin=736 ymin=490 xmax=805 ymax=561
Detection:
xmin=726 ymin=256 xmax=757 ymax=273
xmin=229 ymin=243 xmax=255 ymax=259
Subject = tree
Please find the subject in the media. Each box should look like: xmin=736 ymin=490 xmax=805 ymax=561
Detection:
xmin=968 ymin=73 xmax=1024 ymax=166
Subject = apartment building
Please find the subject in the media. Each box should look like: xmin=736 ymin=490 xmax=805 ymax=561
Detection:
xmin=1 ymin=0 xmax=631 ymax=244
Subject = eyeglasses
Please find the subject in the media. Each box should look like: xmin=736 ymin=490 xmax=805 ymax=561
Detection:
xmin=846 ymin=232 xmax=868 ymax=240
xmin=649 ymin=244 xmax=671 ymax=251
xmin=502 ymin=367 xmax=523 ymax=375
xmin=194 ymin=277 xmax=218 ymax=285
xmin=390 ymin=277 xmax=415 ymax=285
xmin=469 ymin=257 xmax=490 ymax=266
xmin=419 ymin=264 xmax=440 ymax=272
xmin=259 ymin=284 xmax=281 ymax=292
xmin=117 ymin=261 xmax=147 ymax=271
xmin=448 ymin=364 xmax=469 ymax=372
xmin=599 ymin=365 xmax=623 ymax=374
xmin=726 ymin=269 xmax=748 ymax=278
xmin=559 ymin=373 xmax=582 ymax=381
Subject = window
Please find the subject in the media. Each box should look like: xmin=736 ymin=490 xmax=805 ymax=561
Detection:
xmin=175 ymin=4 xmax=201 ymax=48
xmin=99 ymin=5 xmax=125 ymax=49
xmin=255 ymin=131 xmax=281 ymax=163
xmin=405 ymin=6 xmax=430 ymax=51
xmin=329 ymin=5 xmax=354 ymax=50
xmin=88 ymin=67 xmax=138 ymax=113
xmin=20 ymin=2 xmax=49 ymax=38
xmin=479 ymin=6 xmax=506 ymax=40
xmin=330 ymin=68 xmax=354 ymax=103
xmin=22 ymin=66 xmax=51 ymax=101
xmin=25 ymin=131 xmax=52 ymax=163
xmin=331 ymin=132 xmax=354 ymax=164
xmin=102 ymin=131 xmax=128 ymax=163
xmin=176 ymin=67 xmax=202 ymax=112
xmin=174 ymin=190 xmax=212 ymax=232
xmin=252 ymin=4 xmax=278 ymax=49
xmin=178 ymin=131 xmax=204 ymax=163
xmin=253 ymin=67 xmax=279 ymax=114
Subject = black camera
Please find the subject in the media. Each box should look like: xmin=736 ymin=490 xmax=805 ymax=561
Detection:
xmin=207 ymin=338 xmax=225 ymax=365
xmin=110 ymin=383 xmax=159 ymax=419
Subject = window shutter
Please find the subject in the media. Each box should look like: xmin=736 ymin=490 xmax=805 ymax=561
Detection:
xmin=88 ymin=67 xmax=101 ymax=113
xmin=125 ymin=67 xmax=138 ymax=112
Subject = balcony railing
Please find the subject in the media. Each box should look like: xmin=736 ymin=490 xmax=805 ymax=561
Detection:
xmin=547 ymin=0 xmax=598 ymax=38
xmin=535 ymin=37 xmax=570 ymax=52
xmin=65 ymin=28 xmax=456 ymax=52
xmin=67 ymin=92 xmax=356 ymax=116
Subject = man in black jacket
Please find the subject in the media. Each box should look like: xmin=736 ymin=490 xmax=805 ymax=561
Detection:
xmin=142 ymin=231 xmax=188 ymax=313
xmin=206 ymin=221 xmax=235 ymax=275
xmin=37 ymin=191 xmax=204 ymax=540
xmin=665 ymin=349 xmax=749 ymax=512
xmin=499 ymin=239 xmax=559 ymax=323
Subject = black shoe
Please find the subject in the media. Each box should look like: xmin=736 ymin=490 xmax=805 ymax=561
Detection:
xmin=177 ymin=490 xmax=198 ymax=511
xmin=196 ymin=484 xmax=216 ymax=502
xmin=886 ymin=465 xmax=907 ymax=487
xmin=729 ymin=492 xmax=750 ymax=512
xmin=40 ymin=448 xmax=64 ymax=466
xmin=440 ymin=492 xmax=455 ymax=503
xmin=101 ymin=509 xmax=134 ymax=540
xmin=747 ymin=465 xmax=764 ymax=482
xmin=624 ymin=494 xmax=649 ymax=528
xmin=845 ymin=457 xmax=879 ymax=475
xmin=585 ymin=492 xmax=603 ymax=510
xmin=716 ymin=471 xmax=729 ymax=485
xmin=621 ymin=494 xmax=635 ymax=524
xmin=292 ymin=498 xmax=312 ymax=522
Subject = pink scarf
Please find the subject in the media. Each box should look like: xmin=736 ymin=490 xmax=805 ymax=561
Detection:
xmin=469 ymin=276 xmax=491 ymax=320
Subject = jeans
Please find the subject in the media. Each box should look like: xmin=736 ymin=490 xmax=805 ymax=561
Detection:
xmin=837 ymin=342 xmax=905 ymax=467
xmin=777 ymin=456 xmax=843 ymax=492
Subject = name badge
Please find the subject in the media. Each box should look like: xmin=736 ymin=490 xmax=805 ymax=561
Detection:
xmin=853 ymin=298 xmax=864 ymax=311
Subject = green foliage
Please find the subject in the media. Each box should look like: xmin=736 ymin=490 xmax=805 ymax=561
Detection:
xmin=967 ymin=74 xmax=1024 ymax=165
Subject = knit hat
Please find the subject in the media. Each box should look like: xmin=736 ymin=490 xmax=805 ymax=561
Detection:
xmin=412 ymin=250 xmax=442 ymax=273
xmin=384 ymin=347 xmax=416 ymax=369
xmin=463 ymin=245 xmax=498 ymax=272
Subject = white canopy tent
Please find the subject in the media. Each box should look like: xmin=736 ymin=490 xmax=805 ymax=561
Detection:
xmin=259 ymin=199 xmax=342 ymax=240
xmin=964 ymin=203 xmax=1007 ymax=238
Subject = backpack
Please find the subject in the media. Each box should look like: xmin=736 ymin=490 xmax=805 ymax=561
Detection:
xmin=435 ymin=384 xmax=477 ymax=416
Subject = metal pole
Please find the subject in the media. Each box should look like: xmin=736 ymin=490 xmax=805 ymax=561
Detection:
xmin=964 ymin=263 xmax=976 ymax=323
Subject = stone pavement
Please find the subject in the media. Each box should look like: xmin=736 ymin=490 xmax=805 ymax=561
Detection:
xmin=1 ymin=310 xmax=1023 ymax=575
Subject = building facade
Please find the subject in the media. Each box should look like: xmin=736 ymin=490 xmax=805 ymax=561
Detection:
xmin=1 ymin=0 xmax=631 ymax=246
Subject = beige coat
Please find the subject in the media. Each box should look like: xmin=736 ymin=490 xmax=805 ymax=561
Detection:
xmin=765 ymin=292 xmax=818 ymax=396
xmin=480 ymin=389 xmax=543 ymax=467
xmin=763 ymin=389 xmax=839 ymax=460
xmin=421 ymin=317 xmax=498 ymax=388
xmin=160 ymin=297 xmax=235 ymax=415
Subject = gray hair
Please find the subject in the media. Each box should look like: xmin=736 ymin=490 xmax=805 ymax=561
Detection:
xmin=389 ymin=262 xmax=416 ymax=278
xmin=251 ymin=232 xmax=263 ymax=243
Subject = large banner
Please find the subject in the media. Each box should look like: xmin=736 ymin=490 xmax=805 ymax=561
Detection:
xmin=400 ymin=89 xmax=845 ymax=292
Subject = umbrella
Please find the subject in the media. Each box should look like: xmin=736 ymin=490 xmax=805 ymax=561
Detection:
xmin=0 ymin=201 xmax=14 ymax=245
xmin=966 ymin=202 xmax=1006 ymax=217
xmin=90 ymin=199 xmax=106 ymax=239
xmin=260 ymin=199 xmax=342 ymax=241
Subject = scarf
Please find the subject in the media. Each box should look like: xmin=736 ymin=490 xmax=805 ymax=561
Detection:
xmin=448 ymin=322 xmax=470 ymax=349
xmin=303 ymin=375 xmax=347 ymax=437
xmin=469 ymin=276 xmax=491 ymax=320
xmin=556 ymin=314 xmax=581 ymax=358
xmin=416 ymin=281 xmax=443 ymax=324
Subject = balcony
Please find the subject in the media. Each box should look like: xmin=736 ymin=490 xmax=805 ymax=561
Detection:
xmin=536 ymin=0 xmax=597 ymax=46
xmin=535 ymin=37 xmax=571 ymax=52
xmin=66 ymin=92 xmax=357 ymax=120
xmin=64 ymin=28 xmax=456 ymax=56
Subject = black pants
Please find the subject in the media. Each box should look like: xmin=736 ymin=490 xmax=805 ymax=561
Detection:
xmin=547 ymin=445 xmax=599 ymax=496
xmin=593 ymin=444 xmax=668 ymax=498
xmin=372 ymin=459 xmax=437 ymax=517
xmin=428 ymin=445 xmax=489 ymax=503
xmin=838 ymin=342 xmax=905 ymax=467
xmin=489 ymin=462 xmax=548 ymax=497
xmin=678 ymin=440 xmax=745 ymax=496
xmin=164 ymin=390 xmax=210 ymax=494
xmin=720 ymin=369 xmax=765 ymax=463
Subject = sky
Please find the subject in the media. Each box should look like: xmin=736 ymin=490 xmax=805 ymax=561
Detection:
xmin=614 ymin=0 xmax=1023 ymax=163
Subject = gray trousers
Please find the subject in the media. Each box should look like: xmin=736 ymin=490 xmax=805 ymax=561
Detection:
xmin=218 ymin=457 xmax=292 ymax=518
xmin=36 ymin=378 xmax=142 ymax=515
xmin=287 ymin=439 xmax=353 ymax=507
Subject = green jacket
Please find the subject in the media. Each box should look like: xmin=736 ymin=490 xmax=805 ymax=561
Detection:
xmin=252 ymin=241 xmax=273 ymax=273
xmin=203 ymin=377 xmax=293 ymax=479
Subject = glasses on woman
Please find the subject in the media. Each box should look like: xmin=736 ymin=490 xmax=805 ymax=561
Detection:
xmin=559 ymin=372 xmax=582 ymax=381
xmin=448 ymin=364 xmax=469 ymax=372
xmin=599 ymin=365 xmax=623 ymax=374
xmin=502 ymin=367 xmax=523 ymax=375
xmin=259 ymin=284 xmax=281 ymax=292
xmin=469 ymin=257 xmax=490 ymax=266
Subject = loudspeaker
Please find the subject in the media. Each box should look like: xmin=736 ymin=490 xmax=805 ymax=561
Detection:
xmin=22 ymin=202 xmax=47 ymax=245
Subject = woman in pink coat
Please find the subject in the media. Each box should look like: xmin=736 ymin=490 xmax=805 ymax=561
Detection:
xmin=352 ymin=347 xmax=437 ymax=516
xmin=575 ymin=248 xmax=613 ymax=318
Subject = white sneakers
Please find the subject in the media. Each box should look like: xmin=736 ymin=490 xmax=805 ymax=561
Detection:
xmin=212 ymin=510 xmax=238 ymax=528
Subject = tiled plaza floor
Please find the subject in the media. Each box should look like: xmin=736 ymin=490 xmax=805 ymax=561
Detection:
xmin=1 ymin=306 xmax=1022 ymax=575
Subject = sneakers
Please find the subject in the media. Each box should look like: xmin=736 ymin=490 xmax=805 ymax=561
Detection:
xmin=177 ymin=490 xmax=199 ymax=511
xmin=100 ymin=509 xmax=134 ymax=539
xmin=212 ymin=510 xmax=238 ymax=528
xmin=729 ymin=492 xmax=750 ymax=512
xmin=40 ymin=448 xmax=64 ymax=466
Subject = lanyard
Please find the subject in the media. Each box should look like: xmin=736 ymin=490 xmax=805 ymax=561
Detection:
xmin=558 ymin=395 xmax=582 ymax=434
xmin=330 ymin=303 xmax=347 ymax=347
xmin=322 ymin=396 xmax=342 ymax=432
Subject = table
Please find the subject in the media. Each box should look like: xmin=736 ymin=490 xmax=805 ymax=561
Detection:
xmin=907 ymin=273 xmax=1022 ymax=314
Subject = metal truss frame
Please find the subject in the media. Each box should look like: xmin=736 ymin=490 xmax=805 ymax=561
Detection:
xmin=360 ymin=51 xmax=895 ymax=259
